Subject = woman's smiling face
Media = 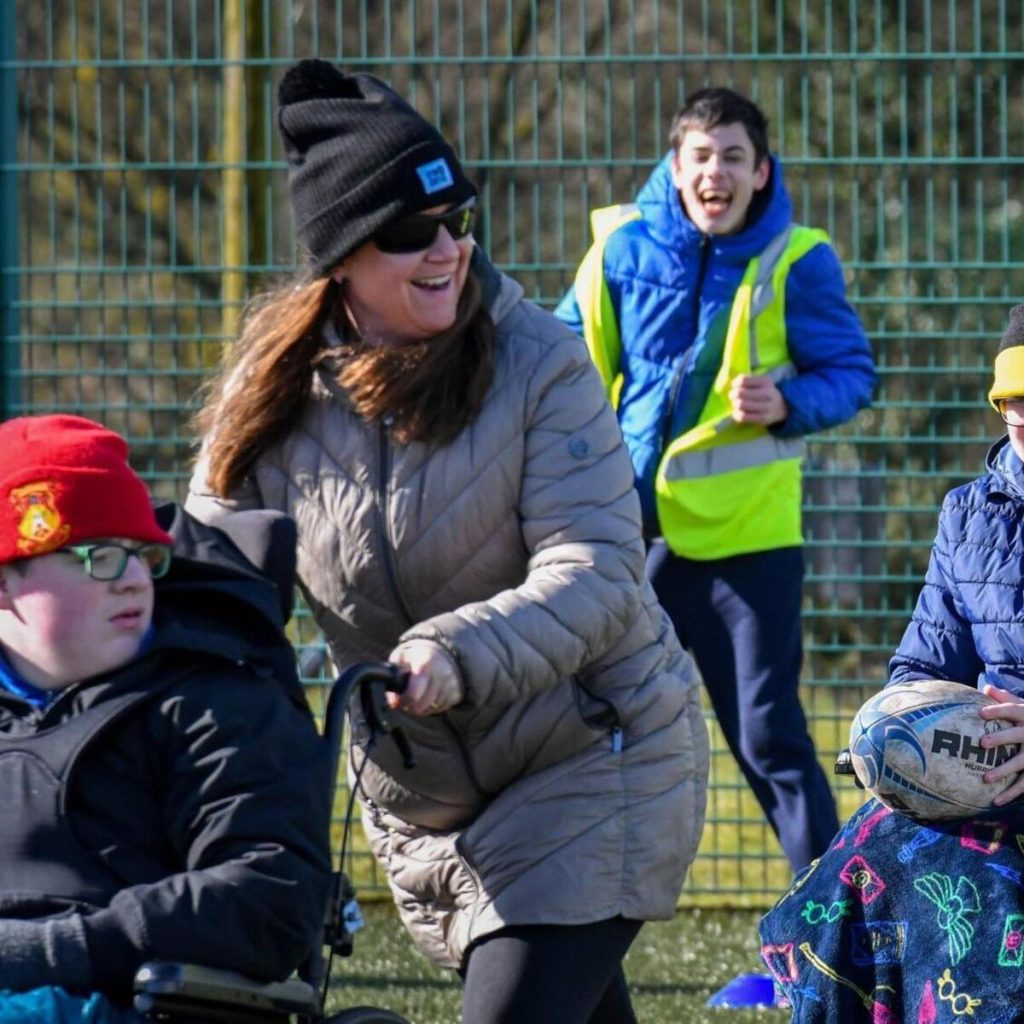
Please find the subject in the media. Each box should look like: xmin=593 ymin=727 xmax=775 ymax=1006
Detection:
xmin=334 ymin=205 xmax=475 ymax=347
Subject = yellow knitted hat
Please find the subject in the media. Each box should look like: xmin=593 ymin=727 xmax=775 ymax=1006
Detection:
xmin=989 ymin=305 xmax=1024 ymax=410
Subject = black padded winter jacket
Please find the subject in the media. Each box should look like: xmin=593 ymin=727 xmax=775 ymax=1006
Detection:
xmin=0 ymin=503 xmax=333 ymax=1003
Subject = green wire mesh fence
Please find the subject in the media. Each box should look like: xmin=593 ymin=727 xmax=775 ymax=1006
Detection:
xmin=6 ymin=0 xmax=1024 ymax=904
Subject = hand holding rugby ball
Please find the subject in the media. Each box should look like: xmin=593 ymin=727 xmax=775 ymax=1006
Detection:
xmin=848 ymin=680 xmax=1021 ymax=821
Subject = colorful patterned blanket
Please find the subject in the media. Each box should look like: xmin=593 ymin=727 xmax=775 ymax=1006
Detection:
xmin=760 ymin=798 xmax=1024 ymax=1023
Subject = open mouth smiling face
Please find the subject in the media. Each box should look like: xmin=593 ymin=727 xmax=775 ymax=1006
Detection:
xmin=671 ymin=122 xmax=770 ymax=236
xmin=335 ymin=202 xmax=477 ymax=347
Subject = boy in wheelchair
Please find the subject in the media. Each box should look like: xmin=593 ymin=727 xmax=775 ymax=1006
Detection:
xmin=0 ymin=414 xmax=333 ymax=1023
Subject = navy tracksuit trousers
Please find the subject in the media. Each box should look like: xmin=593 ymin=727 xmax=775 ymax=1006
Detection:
xmin=646 ymin=541 xmax=839 ymax=871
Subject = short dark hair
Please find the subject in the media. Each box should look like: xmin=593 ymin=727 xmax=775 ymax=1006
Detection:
xmin=669 ymin=88 xmax=770 ymax=166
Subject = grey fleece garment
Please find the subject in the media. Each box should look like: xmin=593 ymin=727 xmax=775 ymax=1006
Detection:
xmin=0 ymin=915 xmax=91 ymax=993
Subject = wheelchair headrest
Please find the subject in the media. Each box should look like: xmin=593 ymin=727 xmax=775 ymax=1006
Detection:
xmin=154 ymin=501 xmax=298 ymax=624
xmin=209 ymin=510 xmax=298 ymax=622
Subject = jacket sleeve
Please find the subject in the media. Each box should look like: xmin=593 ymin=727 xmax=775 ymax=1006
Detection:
xmin=79 ymin=669 xmax=334 ymax=998
xmin=888 ymin=497 xmax=983 ymax=686
xmin=554 ymin=283 xmax=584 ymax=336
xmin=774 ymin=242 xmax=877 ymax=438
xmin=400 ymin=321 xmax=646 ymax=709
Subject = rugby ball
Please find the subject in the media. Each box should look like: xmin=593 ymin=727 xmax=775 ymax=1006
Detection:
xmin=848 ymin=680 xmax=1021 ymax=821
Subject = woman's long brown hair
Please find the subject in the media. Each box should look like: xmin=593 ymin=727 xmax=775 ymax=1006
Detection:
xmin=195 ymin=269 xmax=495 ymax=496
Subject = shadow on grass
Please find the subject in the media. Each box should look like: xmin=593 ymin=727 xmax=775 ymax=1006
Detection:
xmin=326 ymin=903 xmax=787 ymax=1024
xmin=331 ymin=974 xmax=460 ymax=992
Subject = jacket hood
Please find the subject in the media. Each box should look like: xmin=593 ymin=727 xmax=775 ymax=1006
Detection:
xmin=150 ymin=502 xmax=305 ymax=704
xmin=636 ymin=150 xmax=792 ymax=263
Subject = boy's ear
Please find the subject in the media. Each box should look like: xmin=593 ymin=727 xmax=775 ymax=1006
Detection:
xmin=753 ymin=157 xmax=771 ymax=192
xmin=669 ymin=149 xmax=684 ymax=191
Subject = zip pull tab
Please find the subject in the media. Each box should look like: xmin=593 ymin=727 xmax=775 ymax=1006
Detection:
xmin=611 ymin=727 xmax=623 ymax=753
xmin=366 ymin=798 xmax=383 ymax=828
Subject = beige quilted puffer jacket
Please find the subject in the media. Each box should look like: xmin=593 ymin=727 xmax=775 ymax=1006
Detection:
xmin=187 ymin=262 xmax=709 ymax=970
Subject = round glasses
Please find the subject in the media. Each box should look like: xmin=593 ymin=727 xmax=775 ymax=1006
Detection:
xmin=372 ymin=200 xmax=476 ymax=254
xmin=998 ymin=398 xmax=1024 ymax=427
xmin=64 ymin=542 xmax=172 ymax=581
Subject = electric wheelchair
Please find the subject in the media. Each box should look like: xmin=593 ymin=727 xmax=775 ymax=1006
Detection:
xmin=130 ymin=508 xmax=412 ymax=1023
xmin=132 ymin=661 xmax=413 ymax=1024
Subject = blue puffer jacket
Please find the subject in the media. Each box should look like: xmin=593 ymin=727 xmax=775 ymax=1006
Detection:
xmin=890 ymin=437 xmax=1024 ymax=696
xmin=556 ymin=151 xmax=876 ymax=530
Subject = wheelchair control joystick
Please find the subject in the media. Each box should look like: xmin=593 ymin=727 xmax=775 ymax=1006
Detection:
xmin=834 ymin=747 xmax=864 ymax=789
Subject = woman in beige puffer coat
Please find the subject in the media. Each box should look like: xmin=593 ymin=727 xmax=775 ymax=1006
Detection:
xmin=186 ymin=59 xmax=708 ymax=1024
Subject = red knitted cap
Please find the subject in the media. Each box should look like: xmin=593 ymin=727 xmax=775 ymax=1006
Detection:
xmin=0 ymin=414 xmax=173 ymax=563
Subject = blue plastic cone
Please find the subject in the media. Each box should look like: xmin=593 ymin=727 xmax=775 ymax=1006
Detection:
xmin=706 ymin=972 xmax=778 ymax=1008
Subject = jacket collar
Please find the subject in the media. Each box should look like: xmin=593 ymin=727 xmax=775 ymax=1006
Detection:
xmin=471 ymin=247 xmax=522 ymax=323
xmin=984 ymin=435 xmax=1024 ymax=501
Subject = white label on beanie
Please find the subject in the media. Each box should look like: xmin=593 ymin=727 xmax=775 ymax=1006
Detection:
xmin=417 ymin=158 xmax=455 ymax=194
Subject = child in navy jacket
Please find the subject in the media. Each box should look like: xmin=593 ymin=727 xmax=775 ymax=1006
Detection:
xmin=760 ymin=306 xmax=1024 ymax=1023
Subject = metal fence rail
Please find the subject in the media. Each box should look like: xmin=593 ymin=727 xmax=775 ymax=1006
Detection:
xmin=6 ymin=0 xmax=1024 ymax=904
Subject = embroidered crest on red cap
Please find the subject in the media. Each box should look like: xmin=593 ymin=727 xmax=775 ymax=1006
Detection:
xmin=11 ymin=481 xmax=71 ymax=555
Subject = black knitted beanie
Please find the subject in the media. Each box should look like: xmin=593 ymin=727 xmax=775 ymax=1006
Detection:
xmin=989 ymin=304 xmax=1024 ymax=409
xmin=277 ymin=59 xmax=476 ymax=274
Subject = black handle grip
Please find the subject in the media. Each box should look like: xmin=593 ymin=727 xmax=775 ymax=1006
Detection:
xmin=358 ymin=667 xmax=416 ymax=770
xmin=387 ymin=666 xmax=411 ymax=694
xmin=833 ymin=747 xmax=864 ymax=788
xmin=324 ymin=663 xmax=417 ymax=780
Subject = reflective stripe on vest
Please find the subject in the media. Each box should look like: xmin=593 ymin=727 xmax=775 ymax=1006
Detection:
xmin=666 ymin=431 xmax=805 ymax=479
xmin=656 ymin=224 xmax=829 ymax=560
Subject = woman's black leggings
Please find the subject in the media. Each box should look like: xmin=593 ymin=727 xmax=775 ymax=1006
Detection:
xmin=460 ymin=917 xmax=643 ymax=1024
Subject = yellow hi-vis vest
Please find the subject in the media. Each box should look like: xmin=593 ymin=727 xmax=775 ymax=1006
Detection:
xmin=574 ymin=205 xmax=828 ymax=560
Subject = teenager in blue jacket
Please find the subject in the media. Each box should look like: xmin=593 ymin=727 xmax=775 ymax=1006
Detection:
xmin=557 ymin=87 xmax=876 ymax=871
xmin=759 ymin=306 xmax=1024 ymax=1023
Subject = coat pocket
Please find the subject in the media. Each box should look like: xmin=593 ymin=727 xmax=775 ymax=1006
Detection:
xmin=461 ymin=678 xmax=621 ymax=794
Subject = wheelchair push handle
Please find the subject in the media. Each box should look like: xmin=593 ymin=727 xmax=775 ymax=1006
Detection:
xmin=323 ymin=662 xmax=415 ymax=782
xmin=360 ymin=666 xmax=416 ymax=770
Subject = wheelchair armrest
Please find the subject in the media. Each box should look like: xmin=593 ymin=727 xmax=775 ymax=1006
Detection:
xmin=133 ymin=961 xmax=320 ymax=1022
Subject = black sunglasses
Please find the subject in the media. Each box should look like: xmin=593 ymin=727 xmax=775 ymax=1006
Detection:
xmin=373 ymin=201 xmax=477 ymax=254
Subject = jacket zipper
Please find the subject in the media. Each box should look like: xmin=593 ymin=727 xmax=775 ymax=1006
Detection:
xmin=374 ymin=425 xmax=487 ymax=795
xmin=365 ymin=796 xmax=383 ymax=829
xmin=574 ymin=677 xmax=624 ymax=752
xmin=376 ymin=416 xmax=416 ymax=627
xmin=659 ymin=234 xmax=709 ymax=455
